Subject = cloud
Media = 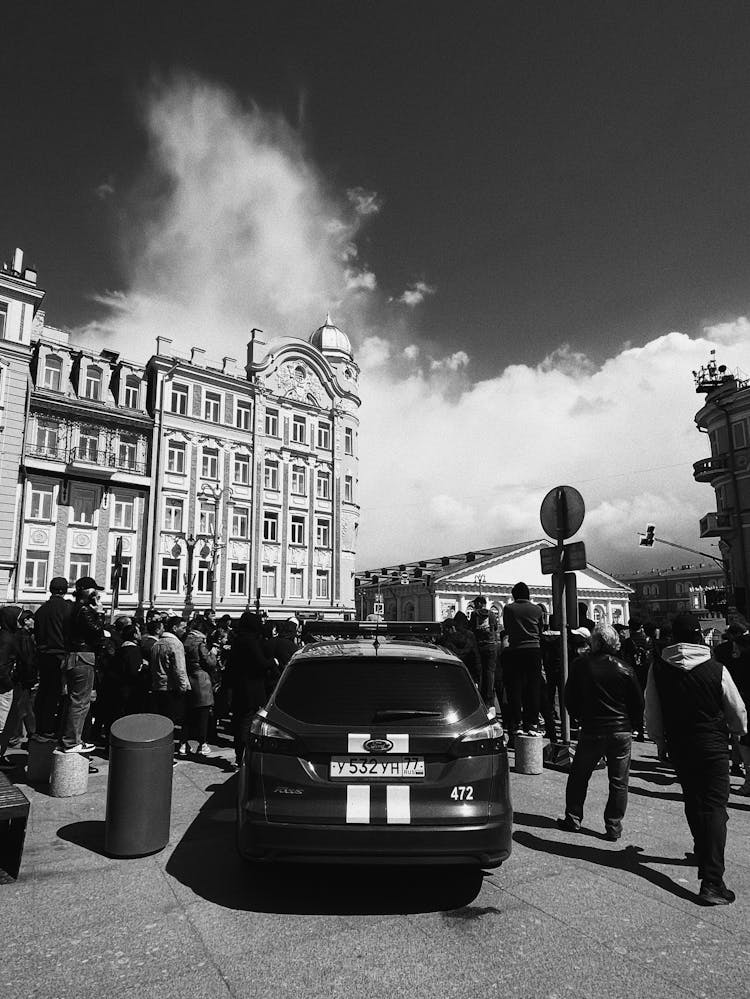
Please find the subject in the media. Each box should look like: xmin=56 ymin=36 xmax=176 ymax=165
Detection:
xmin=396 ymin=280 xmax=436 ymax=307
xmin=347 ymin=187 xmax=383 ymax=217
xmin=95 ymin=178 xmax=115 ymax=200
xmin=76 ymin=74 xmax=750 ymax=578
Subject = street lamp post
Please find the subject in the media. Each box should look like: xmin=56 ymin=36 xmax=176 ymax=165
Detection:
xmin=199 ymin=483 xmax=232 ymax=613
xmin=173 ymin=535 xmax=199 ymax=620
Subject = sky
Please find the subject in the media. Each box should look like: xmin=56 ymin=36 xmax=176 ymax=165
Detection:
xmin=3 ymin=2 xmax=750 ymax=574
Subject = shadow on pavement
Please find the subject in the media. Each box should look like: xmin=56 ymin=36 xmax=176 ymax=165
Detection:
xmin=513 ymin=829 xmax=698 ymax=903
xmin=628 ymin=784 xmax=750 ymax=812
xmin=57 ymin=820 xmax=108 ymax=857
xmin=165 ymin=775 xmax=484 ymax=915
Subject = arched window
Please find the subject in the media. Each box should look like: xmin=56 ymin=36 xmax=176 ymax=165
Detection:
xmin=84 ymin=365 xmax=102 ymax=401
xmin=593 ymin=605 xmax=606 ymax=625
xmin=43 ymin=355 xmax=62 ymax=391
xmin=612 ymin=608 xmax=622 ymax=623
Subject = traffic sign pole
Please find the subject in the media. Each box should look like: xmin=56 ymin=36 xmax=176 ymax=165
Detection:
xmin=554 ymin=493 xmax=571 ymax=746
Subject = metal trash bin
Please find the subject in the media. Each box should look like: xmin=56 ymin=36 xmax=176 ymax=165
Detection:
xmin=105 ymin=713 xmax=174 ymax=857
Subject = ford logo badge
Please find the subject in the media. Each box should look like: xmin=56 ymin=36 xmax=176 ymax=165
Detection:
xmin=364 ymin=738 xmax=393 ymax=754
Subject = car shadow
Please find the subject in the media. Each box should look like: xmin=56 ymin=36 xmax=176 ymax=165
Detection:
xmin=513 ymin=829 xmax=698 ymax=903
xmin=164 ymin=775 xmax=484 ymax=914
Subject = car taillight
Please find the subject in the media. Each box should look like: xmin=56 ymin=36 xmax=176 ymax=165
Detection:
xmin=248 ymin=716 xmax=299 ymax=756
xmin=452 ymin=719 xmax=506 ymax=758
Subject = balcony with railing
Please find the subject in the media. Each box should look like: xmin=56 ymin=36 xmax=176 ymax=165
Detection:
xmin=699 ymin=511 xmax=733 ymax=538
xmin=693 ymin=455 xmax=728 ymax=482
xmin=25 ymin=442 xmax=148 ymax=476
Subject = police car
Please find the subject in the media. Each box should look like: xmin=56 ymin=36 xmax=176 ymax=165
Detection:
xmin=236 ymin=623 xmax=512 ymax=867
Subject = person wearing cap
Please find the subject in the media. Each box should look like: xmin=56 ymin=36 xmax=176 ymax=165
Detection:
xmin=59 ymin=576 xmax=106 ymax=753
xmin=33 ymin=576 xmax=74 ymax=738
xmin=645 ymin=611 xmax=747 ymax=906
xmin=557 ymin=624 xmax=643 ymax=841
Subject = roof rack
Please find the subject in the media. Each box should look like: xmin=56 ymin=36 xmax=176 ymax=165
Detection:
xmin=300 ymin=621 xmax=444 ymax=642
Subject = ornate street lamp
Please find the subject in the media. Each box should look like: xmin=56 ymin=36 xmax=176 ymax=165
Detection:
xmin=198 ymin=483 xmax=232 ymax=612
xmin=172 ymin=534 xmax=199 ymax=619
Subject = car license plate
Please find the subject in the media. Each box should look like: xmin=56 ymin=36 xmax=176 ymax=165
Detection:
xmin=329 ymin=756 xmax=425 ymax=779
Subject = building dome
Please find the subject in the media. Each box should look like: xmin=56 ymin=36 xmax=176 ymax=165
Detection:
xmin=309 ymin=313 xmax=352 ymax=357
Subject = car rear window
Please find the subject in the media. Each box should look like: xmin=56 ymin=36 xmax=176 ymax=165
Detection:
xmin=273 ymin=656 xmax=481 ymax=726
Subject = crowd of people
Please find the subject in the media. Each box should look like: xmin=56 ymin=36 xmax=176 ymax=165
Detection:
xmin=2 ymin=572 xmax=749 ymax=906
xmin=440 ymin=584 xmax=749 ymax=906
xmin=0 ymin=574 xmax=302 ymax=773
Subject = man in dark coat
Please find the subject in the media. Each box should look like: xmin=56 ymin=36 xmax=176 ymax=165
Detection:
xmin=557 ymin=624 xmax=644 ymax=840
xmin=228 ymin=612 xmax=276 ymax=768
xmin=503 ymin=582 xmax=544 ymax=735
xmin=645 ymin=612 xmax=747 ymax=906
xmin=33 ymin=576 xmax=73 ymax=737
xmin=468 ymin=595 xmax=499 ymax=707
xmin=60 ymin=576 xmax=106 ymax=753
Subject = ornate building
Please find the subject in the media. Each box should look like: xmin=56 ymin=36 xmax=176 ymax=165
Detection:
xmin=6 ymin=250 xmax=361 ymax=617
xmin=693 ymin=352 xmax=750 ymax=621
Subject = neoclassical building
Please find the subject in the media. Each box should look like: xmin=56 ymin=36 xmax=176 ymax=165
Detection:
xmin=356 ymin=540 xmax=631 ymax=625
xmin=3 ymin=249 xmax=361 ymax=618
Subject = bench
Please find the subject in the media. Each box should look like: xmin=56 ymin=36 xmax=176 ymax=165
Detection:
xmin=0 ymin=770 xmax=30 ymax=881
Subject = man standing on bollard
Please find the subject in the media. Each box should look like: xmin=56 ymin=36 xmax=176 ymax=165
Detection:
xmin=645 ymin=612 xmax=747 ymax=906
xmin=556 ymin=624 xmax=643 ymax=840
xmin=469 ymin=595 xmax=499 ymax=708
xmin=34 ymin=576 xmax=73 ymax=738
xmin=60 ymin=577 xmax=105 ymax=754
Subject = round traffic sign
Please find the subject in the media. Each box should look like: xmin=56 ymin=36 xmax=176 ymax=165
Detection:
xmin=540 ymin=485 xmax=585 ymax=540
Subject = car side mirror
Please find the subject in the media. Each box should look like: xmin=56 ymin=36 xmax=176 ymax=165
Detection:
xmin=487 ymin=706 xmax=496 ymax=720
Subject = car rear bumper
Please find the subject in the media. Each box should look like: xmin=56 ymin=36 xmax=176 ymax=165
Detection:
xmin=237 ymin=812 xmax=513 ymax=867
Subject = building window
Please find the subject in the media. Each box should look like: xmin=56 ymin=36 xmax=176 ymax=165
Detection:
xmin=79 ymin=426 xmax=99 ymax=462
xmin=164 ymin=498 xmax=183 ymax=532
xmin=290 ymin=515 xmax=305 ymax=545
xmin=0 ymin=303 xmax=6 ymax=339
xmin=231 ymin=507 xmax=249 ymax=538
xmin=201 ymin=448 xmax=219 ymax=479
xmin=36 ymin=419 xmax=58 ymax=456
xmin=236 ymin=399 xmax=251 ymax=430
xmin=170 ymin=383 xmax=188 ymax=415
xmin=24 ymin=550 xmax=48 ymax=590
xmin=344 ymin=475 xmax=353 ymax=503
xmin=118 ymin=435 xmax=138 ymax=470
xmin=291 ymin=465 xmax=306 ymax=495
xmin=344 ymin=427 xmax=354 ymax=455
xmin=124 ymin=375 xmax=140 ymax=408
xmin=230 ymin=563 xmax=247 ymax=595
xmin=732 ymin=420 xmax=747 ymax=448
xmin=29 ymin=484 xmax=53 ymax=521
xmin=316 ymin=518 xmax=330 ymax=548
xmin=199 ymin=501 xmax=215 ymax=536
xmin=43 ymin=356 xmax=62 ymax=391
xmin=69 ymin=553 xmax=92 ymax=587
xmin=113 ymin=496 xmax=134 ymax=529
xmin=289 ymin=568 xmax=304 ymax=598
xmin=234 ymin=454 xmax=250 ymax=485
xmin=196 ymin=560 xmax=211 ymax=593
xmin=167 ymin=441 xmax=186 ymax=474
xmin=263 ymin=511 xmax=278 ymax=542
xmin=111 ymin=555 xmax=132 ymax=593
xmin=315 ymin=570 xmax=330 ymax=599
xmin=264 ymin=460 xmax=279 ymax=491
xmin=161 ymin=557 xmax=180 ymax=592
xmin=84 ymin=366 xmax=102 ymax=401
xmin=261 ymin=565 xmax=277 ymax=598
xmin=317 ymin=421 xmax=331 ymax=449
xmin=316 ymin=470 xmax=330 ymax=500
xmin=292 ymin=415 xmax=306 ymax=444
xmin=204 ymin=391 xmax=221 ymax=422
xmin=71 ymin=490 xmax=95 ymax=526
xmin=265 ymin=408 xmax=279 ymax=436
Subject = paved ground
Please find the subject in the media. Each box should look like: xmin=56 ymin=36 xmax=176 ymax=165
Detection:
xmin=2 ymin=737 xmax=749 ymax=999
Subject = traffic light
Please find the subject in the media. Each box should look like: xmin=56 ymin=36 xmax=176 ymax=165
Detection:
xmin=639 ymin=524 xmax=656 ymax=547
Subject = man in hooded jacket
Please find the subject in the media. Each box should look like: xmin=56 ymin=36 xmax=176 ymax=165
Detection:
xmin=645 ymin=612 xmax=747 ymax=906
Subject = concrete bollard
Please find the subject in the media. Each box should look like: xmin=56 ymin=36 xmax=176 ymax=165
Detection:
xmin=50 ymin=750 xmax=89 ymax=797
xmin=26 ymin=735 xmax=57 ymax=783
xmin=514 ymin=734 xmax=544 ymax=774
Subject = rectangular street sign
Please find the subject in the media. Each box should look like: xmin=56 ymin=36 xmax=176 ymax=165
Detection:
xmin=373 ymin=601 xmax=384 ymax=616
xmin=540 ymin=541 xmax=587 ymax=575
